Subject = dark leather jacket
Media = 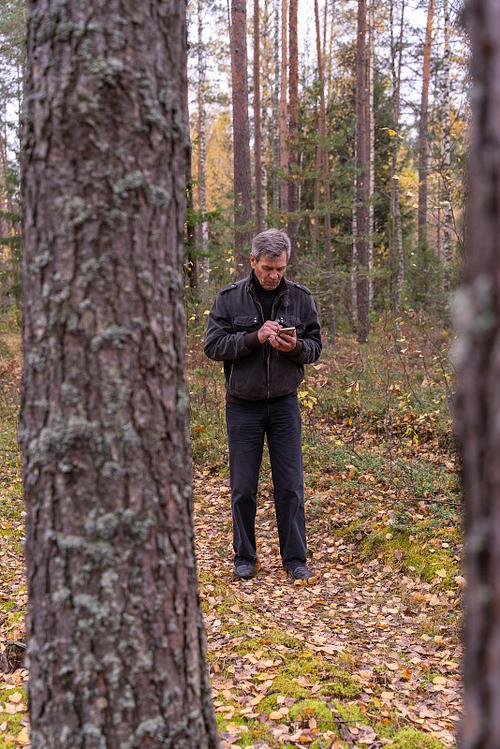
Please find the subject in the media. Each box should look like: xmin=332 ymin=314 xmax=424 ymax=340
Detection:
xmin=204 ymin=275 xmax=322 ymax=401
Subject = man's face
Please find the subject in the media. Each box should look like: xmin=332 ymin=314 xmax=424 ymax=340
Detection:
xmin=250 ymin=251 xmax=288 ymax=290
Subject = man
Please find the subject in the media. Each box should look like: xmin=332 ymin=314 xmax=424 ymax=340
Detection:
xmin=204 ymin=229 xmax=322 ymax=581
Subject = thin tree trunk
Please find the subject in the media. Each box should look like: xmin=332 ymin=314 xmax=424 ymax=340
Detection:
xmin=186 ymin=72 xmax=198 ymax=291
xmin=314 ymin=0 xmax=336 ymax=334
xmin=230 ymin=0 xmax=253 ymax=272
xmin=254 ymin=0 xmax=264 ymax=234
xmin=351 ymin=139 xmax=358 ymax=328
xmin=457 ymin=3 xmax=500 ymax=747
xmin=279 ymin=0 xmax=288 ymax=214
xmin=287 ymin=0 xmax=299 ymax=269
xmin=327 ymin=0 xmax=336 ymax=103
xmin=311 ymin=117 xmax=321 ymax=260
xmin=417 ymin=0 xmax=435 ymax=253
xmin=389 ymin=0 xmax=405 ymax=344
xmin=442 ymin=0 xmax=452 ymax=328
xmin=20 ymin=2 xmax=219 ymax=746
xmin=272 ymin=0 xmax=280 ymax=218
xmin=367 ymin=0 xmax=374 ymax=309
xmin=355 ymin=0 xmax=370 ymax=343
xmin=197 ymin=0 xmax=209 ymax=275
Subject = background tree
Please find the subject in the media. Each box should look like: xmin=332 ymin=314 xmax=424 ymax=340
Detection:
xmin=279 ymin=0 xmax=289 ymax=215
xmin=314 ymin=0 xmax=335 ymax=333
xmin=287 ymin=0 xmax=299 ymax=268
xmin=355 ymin=0 xmax=370 ymax=343
xmin=254 ymin=0 xmax=264 ymax=233
xmin=417 ymin=0 xmax=435 ymax=286
xmin=389 ymin=0 xmax=405 ymax=339
xmin=20 ymin=1 xmax=219 ymax=746
xmin=197 ymin=0 xmax=209 ymax=274
xmin=230 ymin=0 xmax=253 ymax=271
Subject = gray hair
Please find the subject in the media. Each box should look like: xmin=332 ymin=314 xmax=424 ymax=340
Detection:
xmin=250 ymin=229 xmax=291 ymax=261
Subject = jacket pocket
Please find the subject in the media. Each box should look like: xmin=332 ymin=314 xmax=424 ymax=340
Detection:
xmin=233 ymin=314 xmax=260 ymax=331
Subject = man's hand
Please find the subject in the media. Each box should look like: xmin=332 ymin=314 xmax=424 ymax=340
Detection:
xmin=257 ymin=320 xmax=281 ymax=344
xmin=269 ymin=328 xmax=297 ymax=352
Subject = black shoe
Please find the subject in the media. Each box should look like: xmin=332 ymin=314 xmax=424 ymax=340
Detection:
xmin=286 ymin=564 xmax=313 ymax=580
xmin=234 ymin=561 xmax=256 ymax=580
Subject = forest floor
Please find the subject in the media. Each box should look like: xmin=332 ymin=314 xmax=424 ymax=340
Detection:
xmin=0 ymin=310 xmax=462 ymax=748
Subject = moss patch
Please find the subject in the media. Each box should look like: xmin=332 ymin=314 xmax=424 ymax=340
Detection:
xmin=289 ymin=698 xmax=335 ymax=730
xmin=391 ymin=727 xmax=447 ymax=749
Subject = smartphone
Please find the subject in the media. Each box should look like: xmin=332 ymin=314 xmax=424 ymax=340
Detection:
xmin=278 ymin=326 xmax=296 ymax=335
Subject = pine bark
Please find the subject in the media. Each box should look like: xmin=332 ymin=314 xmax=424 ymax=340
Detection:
xmin=314 ymin=0 xmax=335 ymax=334
xmin=20 ymin=2 xmax=218 ymax=747
xmin=230 ymin=0 xmax=253 ymax=272
xmin=254 ymin=0 xmax=264 ymax=234
xmin=287 ymin=0 xmax=299 ymax=267
xmin=417 ymin=0 xmax=435 ymax=252
xmin=355 ymin=0 xmax=370 ymax=343
xmin=457 ymin=2 xmax=500 ymax=747
xmin=279 ymin=0 xmax=288 ymax=214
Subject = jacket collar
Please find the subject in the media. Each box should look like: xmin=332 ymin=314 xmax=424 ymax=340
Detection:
xmin=245 ymin=272 xmax=290 ymax=297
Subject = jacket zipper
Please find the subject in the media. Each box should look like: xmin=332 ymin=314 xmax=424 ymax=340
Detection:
xmin=268 ymin=290 xmax=288 ymax=399
xmin=249 ymin=287 xmax=270 ymax=397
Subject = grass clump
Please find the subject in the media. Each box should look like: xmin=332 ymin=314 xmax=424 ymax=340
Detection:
xmin=391 ymin=727 xmax=447 ymax=749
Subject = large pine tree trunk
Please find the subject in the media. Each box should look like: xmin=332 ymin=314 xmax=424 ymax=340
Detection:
xmin=417 ymin=0 xmax=435 ymax=254
xmin=20 ymin=2 xmax=219 ymax=747
xmin=314 ymin=0 xmax=335 ymax=334
xmin=230 ymin=0 xmax=253 ymax=272
xmin=287 ymin=0 xmax=299 ymax=269
xmin=254 ymin=0 xmax=264 ymax=234
xmin=457 ymin=3 xmax=500 ymax=747
xmin=355 ymin=0 xmax=370 ymax=343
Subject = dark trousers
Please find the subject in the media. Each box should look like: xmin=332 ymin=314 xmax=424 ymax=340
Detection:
xmin=226 ymin=394 xmax=307 ymax=567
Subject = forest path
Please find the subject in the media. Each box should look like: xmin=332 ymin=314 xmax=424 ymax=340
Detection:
xmin=194 ymin=467 xmax=461 ymax=749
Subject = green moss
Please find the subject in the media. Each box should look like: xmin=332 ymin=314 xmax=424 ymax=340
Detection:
xmin=0 ymin=687 xmax=26 ymax=745
xmin=359 ymin=531 xmax=457 ymax=584
xmin=311 ymin=740 xmax=345 ymax=749
xmin=391 ymin=727 xmax=447 ymax=749
xmin=289 ymin=699 xmax=335 ymax=730
xmin=330 ymin=700 xmax=368 ymax=724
